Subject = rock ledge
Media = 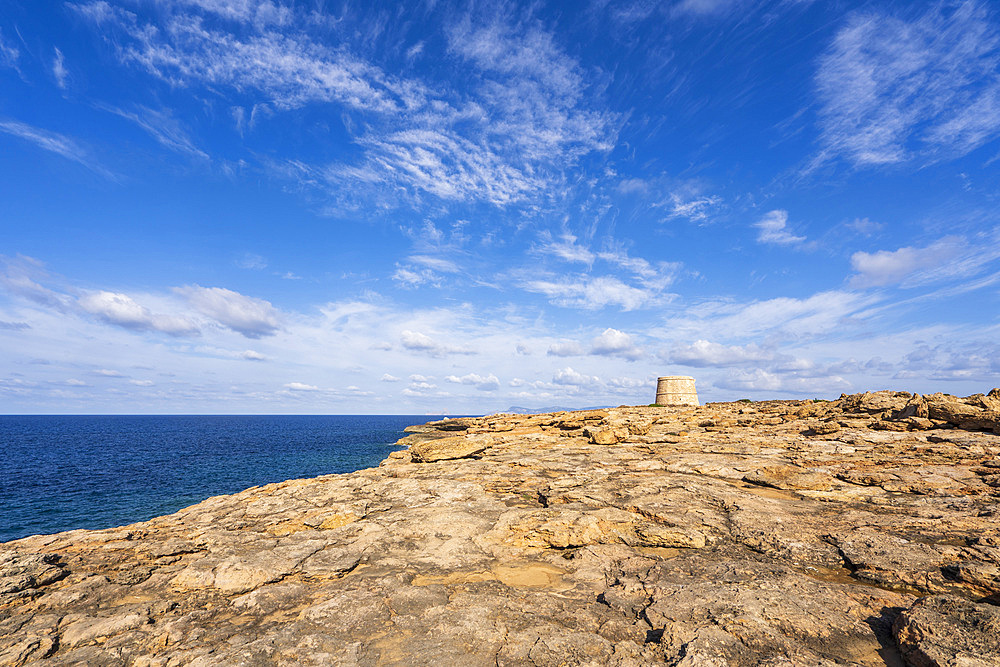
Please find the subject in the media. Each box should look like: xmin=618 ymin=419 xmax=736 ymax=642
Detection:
xmin=2 ymin=390 xmax=999 ymax=665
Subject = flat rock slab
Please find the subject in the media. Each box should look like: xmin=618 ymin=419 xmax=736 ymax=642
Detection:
xmin=1 ymin=391 xmax=999 ymax=666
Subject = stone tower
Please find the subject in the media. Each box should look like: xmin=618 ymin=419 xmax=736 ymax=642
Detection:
xmin=655 ymin=376 xmax=699 ymax=406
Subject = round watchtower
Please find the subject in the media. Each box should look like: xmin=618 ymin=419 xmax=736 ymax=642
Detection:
xmin=655 ymin=376 xmax=699 ymax=406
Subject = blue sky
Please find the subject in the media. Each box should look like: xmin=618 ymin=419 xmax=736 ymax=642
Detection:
xmin=1 ymin=0 xmax=999 ymax=414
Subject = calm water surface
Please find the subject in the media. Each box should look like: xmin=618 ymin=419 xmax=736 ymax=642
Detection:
xmin=0 ymin=415 xmax=428 ymax=542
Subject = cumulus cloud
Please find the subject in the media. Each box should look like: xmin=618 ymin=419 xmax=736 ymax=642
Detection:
xmin=175 ymin=285 xmax=280 ymax=338
xmin=849 ymin=235 xmax=1000 ymax=288
xmin=754 ymin=210 xmax=805 ymax=246
xmin=445 ymin=372 xmax=501 ymax=391
xmin=547 ymin=341 xmax=585 ymax=357
xmin=380 ymin=373 xmax=401 ymax=382
xmin=553 ymin=367 xmax=599 ymax=386
xmin=241 ymin=350 xmax=267 ymax=361
xmin=590 ymin=328 xmax=644 ymax=361
xmin=400 ymin=330 xmax=473 ymax=357
xmin=78 ymin=291 xmax=199 ymax=336
xmin=284 ymin=382 xmax=319 ymax=391
xmin=815 ymin=2 xmax=1000 ymax=168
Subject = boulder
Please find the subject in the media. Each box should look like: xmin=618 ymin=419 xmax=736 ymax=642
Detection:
xmin=838 ymin=390 xmax=913 ymax=415
xmin=893 ymin=595 xmax=1000 ymax=667
xmin=409 ymin=434 xmax=493 ymax=462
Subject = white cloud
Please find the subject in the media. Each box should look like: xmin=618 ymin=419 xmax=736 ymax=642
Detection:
xmin=846 ymin=217 xmax=885 ymax=237
xmin=407 ymin=255 xmax=460 ymax=273
xmin=92 ymin=369 xmax=125 ymax=377
xmin=714 ymin=368 xmax=851 ymax=394
xmin=522 ymin=275 xmax=663 ymax=311
xmin=75 ymin=2 xmax=616 ymax=209
xmin=590 ymin=328 xmax=644 ymax=361
xmin=284 ymin=382 xmax=319 ymax=391
xmin=65 ymin=378 xmax=88 ymax=386
xmin=663 ymin=192 xmax=723 ymax=223
xmin=0 ymin=28 xmax=19 ymax=69
xmin=0 ymin=121 xmax=111 ymax=178
xmin=241 ymin=350 xmax=266 ymax=361
xmin=553 ymin=367 xmax=599 ymax=386
xmin=669 ymin=339 xmax=806 ymax=369
xmin=536 ymin=233 xmax=595 ymax=265
xmin=754 ymin=210 xmax=805 ymax=246
xmin=100 ymin=105 xmax=208 ymax=159
xmin=380 ymin=373 xmax=400 ymax=382
xmin=680 ymin=290 xmax=873 ymax=340
xmin=175 ymin=285 xmax=280 ymax=338
xmin=445 ymin=372 xmax=501 ymax=391
xmin=547 ymin=341 xmax=584 ymax=357
xmin=815 ymin=2 xmax=1000 ymax=168
xmin=673 ymin=0 xmax=741 ymax=17
xmin=78 ymin=291 xmax=200 ymax=336
xmin=849 ymin=235 xmax=1000 ymax=288
xmin=129 ymin=379 xmax=154 ymax=386
xmin=235 ymin=253 xmax=267 ymax=270
xmin=400 ymin=330 xmax=473 ymax=357
xmin=0 ymin=255 xmax=74 ymax=311
xmin=52 ymin=48 xmax=68 ymax=89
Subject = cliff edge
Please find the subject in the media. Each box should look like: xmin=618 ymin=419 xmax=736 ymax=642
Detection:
xmin=2 ymin=390 xmax=999 ymax=666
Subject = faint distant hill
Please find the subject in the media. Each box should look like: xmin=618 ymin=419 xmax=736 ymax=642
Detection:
xmin=500 ymin=405 xmax=612 ymax=415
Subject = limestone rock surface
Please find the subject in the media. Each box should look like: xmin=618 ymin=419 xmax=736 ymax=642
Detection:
xmin=2 ymin=390 xmax=999 ymax=666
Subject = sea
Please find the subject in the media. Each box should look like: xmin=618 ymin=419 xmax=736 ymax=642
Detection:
xmin=0 ymin=414 xmax=432 ymax=543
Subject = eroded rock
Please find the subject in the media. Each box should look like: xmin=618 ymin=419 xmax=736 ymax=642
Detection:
xmin=1 ymin=390 xmax=998 ymax=666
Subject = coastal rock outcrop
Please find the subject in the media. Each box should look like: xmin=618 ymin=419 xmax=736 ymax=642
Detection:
xmin=2 ymin=390 xmax=999 ymax=665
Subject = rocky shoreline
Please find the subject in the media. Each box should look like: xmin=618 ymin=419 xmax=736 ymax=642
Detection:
xmin=2 ymin=390 xmax=999 ymax=666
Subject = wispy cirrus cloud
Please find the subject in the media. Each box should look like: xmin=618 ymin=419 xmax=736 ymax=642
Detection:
xmin=815 ymin=1 xmax=1000 ymax=169
xmin=0 ymin=28 xmax=19 ymax=70
xmin=522 ymin=274 xmax=661 ymax=311
xmin=99 ymin=104 xmax=208 ymax=159
xmin=0 ymin=120 xmax=112 ymax=178
xmin=73 ymin=1 xmax=616 ymax=209
xmin=52 ymin=47 xmax=68 ymax=89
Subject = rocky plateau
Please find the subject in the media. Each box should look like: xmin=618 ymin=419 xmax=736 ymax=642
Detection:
xmin=2 ymin=389 xmax=1000 ymax=666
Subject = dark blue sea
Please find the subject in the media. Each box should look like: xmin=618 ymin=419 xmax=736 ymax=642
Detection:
xmin=0 ymin=415 xmax=429 ymax=543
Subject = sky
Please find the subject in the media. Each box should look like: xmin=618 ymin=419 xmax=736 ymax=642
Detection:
xmin=1 ymin=0 xmax=999 ymax=414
